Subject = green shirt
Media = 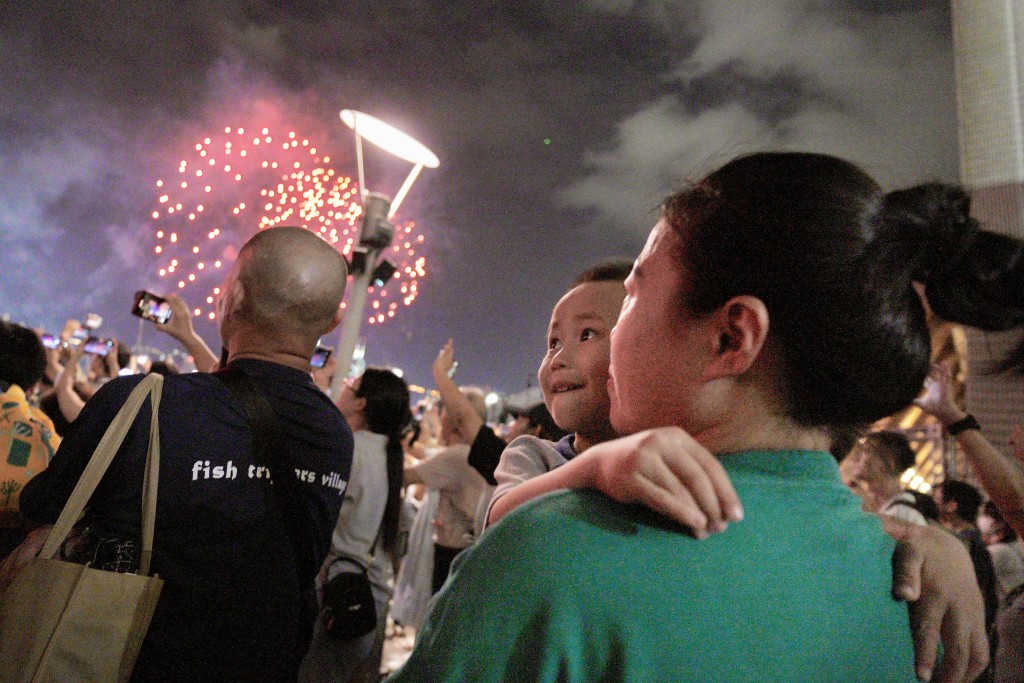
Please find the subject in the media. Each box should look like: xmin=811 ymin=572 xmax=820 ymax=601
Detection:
xmin=390 ymin=450 xmax=915 ymax=682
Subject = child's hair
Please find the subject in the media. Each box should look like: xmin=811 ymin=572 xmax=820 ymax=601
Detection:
xmin=571 ymin=258 xmax=633 ymax=287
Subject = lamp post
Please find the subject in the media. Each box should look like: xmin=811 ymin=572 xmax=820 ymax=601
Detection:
xmin=329 ymin=110 xmax=439 ymax=398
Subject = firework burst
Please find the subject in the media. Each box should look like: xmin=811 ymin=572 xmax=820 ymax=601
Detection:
xmin=150 ymin=126 xmax=427 ymax=324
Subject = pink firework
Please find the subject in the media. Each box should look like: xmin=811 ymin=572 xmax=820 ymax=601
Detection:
xmin=150 ymin=126 xmax=428 ymax=324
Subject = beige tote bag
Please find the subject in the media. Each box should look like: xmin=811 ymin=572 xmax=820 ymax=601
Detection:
xmin=0 ymin=373 xmax=165 ymax=683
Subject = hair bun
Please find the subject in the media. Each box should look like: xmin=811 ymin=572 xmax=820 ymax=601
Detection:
xmin=877 ymin=184 xmax=979 ymax=284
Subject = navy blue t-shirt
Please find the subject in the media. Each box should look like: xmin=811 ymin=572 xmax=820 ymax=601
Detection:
xmin=21 ymin=359 xmax=353 ymax=682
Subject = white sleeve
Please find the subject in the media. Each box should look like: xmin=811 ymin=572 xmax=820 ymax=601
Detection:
xmin=484 ymin=436 xmax=569 ymax=528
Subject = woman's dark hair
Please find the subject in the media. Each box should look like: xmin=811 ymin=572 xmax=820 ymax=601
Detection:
xmin=356 ymin=367 xmax=413 ymax=553
xmin=909 ymin=491 xmax=940 ymax=522
xmin=940 ymin=479 xmax=983 ymax=522
xmin=981 ymin=499 xmax=1018 ymax=542
xmin=662 ymin=152 xmax=1024 ymax=430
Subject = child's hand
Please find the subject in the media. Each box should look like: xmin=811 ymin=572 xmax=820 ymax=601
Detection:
xmin=582 ymin=427 xmax=743 ymax=536
xmin=885 ymin=516 xmax=989 ymax=682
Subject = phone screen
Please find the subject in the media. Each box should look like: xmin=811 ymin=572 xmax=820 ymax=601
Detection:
xmin=311 ymin=346 xmax=333 ymax=368
xmin=41 ymin=334 xmax=60 ymax=349
xmin=84 ymin=337 xmax=114 ymax=356
xmin=133 ymin=291 xmax=173 ymax=324
xmin=83 ymin=313 xmax=103 ymax=330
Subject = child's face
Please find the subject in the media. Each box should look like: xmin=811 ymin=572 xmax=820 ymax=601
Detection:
xmin=539 ymin=280 xmax=625 ymax=443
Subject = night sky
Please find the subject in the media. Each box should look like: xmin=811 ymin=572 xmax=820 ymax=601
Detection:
xmin=0 ymin=1 xmax=959 ymax=394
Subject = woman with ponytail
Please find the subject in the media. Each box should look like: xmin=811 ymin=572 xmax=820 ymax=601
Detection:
xmin=392 ymin=153 xmax=1000 ymax=683
xmin=300 ymin=367 xmax=412 ymax=683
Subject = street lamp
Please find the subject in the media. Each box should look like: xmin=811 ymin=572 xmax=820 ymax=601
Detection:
xmin=330 ymin=110 xmax=439 ymax=397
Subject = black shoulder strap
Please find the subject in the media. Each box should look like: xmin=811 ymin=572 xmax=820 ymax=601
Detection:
xmin=216 ymin=366 xmax=318 ymax=581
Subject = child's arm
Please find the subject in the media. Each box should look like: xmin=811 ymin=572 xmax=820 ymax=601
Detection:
xmin=488 ymin=427 xmax=743 ymax=534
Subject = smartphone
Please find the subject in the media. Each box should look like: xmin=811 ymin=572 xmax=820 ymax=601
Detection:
xmin=68 ymin=327 xmax=89 ymax=347
xmin=41 ymin=333 xmax=61 ymax=349
xmin=84 ymin=337 xmax=115 ymax=356
xmin=83 ymin=313 xmax=103 ymax=330
xmin=132 ymin=290 xmax=173 ymax=324
xmin=311 ymin=345 xmax=333 ymax=369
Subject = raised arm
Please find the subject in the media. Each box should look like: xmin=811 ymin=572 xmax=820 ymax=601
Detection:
xmin=431 ymin=340 xmax=482 ymax=444
xmin=55 ymin=342 xmax=87 ymax=423
xmin=914 ymin=362 xmax=1024 ymax=537
xmin=155 ymin=294 xmax=218 ymax=372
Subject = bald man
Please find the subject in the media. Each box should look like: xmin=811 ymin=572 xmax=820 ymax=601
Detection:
xmin=21 ymin=227 xmax=354 ymax=682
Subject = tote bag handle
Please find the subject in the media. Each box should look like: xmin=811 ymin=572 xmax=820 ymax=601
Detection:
xmin=38 ymin=373 xmax=163 ymax=575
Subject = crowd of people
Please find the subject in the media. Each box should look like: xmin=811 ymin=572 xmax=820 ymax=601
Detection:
xmin=2 ymin=152 xmax=1024 ymax=681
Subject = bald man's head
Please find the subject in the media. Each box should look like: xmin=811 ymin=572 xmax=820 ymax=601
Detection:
xmin=227 ymin=227 xmax=347 ymax=341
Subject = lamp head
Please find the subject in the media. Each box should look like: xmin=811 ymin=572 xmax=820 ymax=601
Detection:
xmin=359 ymin=192 xmax=395 ymax=250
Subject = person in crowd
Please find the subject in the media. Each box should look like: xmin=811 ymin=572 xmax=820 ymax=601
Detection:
xmin=486 ymin=259 xmax=629 ymax=526
xmin=978 ymin=500 xmax=1024 ymax=601
xmin=36 ymin=320 xmax=98 ymax=435
xmin=914 ymin=363 xmax=1024 ymax=683
xmin=85 ymin=338 xmax=129 ymax=389
xmin=300 ymin=367 xmax=412 ymax=683
xmin=429 ymin=340 xmax=564 ymax=486
xmin=390 ymin=152 xmax=996 ymax=682
xmin=147 ymin=359 xmax=180 ymax=376
xmin=847 ymin=431 xmax=928 ymax=525
xmin=504 ymin=402 xmax=566 ymax=443
xmin=403 ymin=385 xmax=494 ymax=595
xmin=909 ymin=489 xmax=940 ymax=522
xmin=0 ymin=321 xmax=60 ymax=560
xmin=20 ymin=226 xmax=353 ymax=682
xmin=937 ymin=479 xmax=1000 ymax=632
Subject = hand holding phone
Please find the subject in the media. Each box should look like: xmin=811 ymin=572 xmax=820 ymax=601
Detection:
xmin=69 ymin=328 xmax=89 ymax=347
xmin=84 ymin=337 xmax=115 ymax=357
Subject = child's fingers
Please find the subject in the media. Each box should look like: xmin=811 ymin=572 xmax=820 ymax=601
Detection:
xmin=655 ymin=432 xmax=743 ymax=524
xmin=891 ymin=538 xmax=923 ymax=601
xmin=697 ymin=454 xmax=744 ymax=523
xmin=632 ymin=475 xmax=708 ymax=531
xmin=656 ymin=449 xmax=724 ymax=528
xmin=906 ymin=597 xmax=941 ymax=682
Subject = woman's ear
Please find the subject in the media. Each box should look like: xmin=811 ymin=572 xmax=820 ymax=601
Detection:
xmin=701 ymin=296 xmax=770 ymax=380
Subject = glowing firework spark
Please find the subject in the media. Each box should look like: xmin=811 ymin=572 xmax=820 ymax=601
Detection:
xmin=150 ymin=126 xmax=428 ymax=324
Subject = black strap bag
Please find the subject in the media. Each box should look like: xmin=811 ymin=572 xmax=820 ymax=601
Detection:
xmin=321 ymin=565 xmax=377 ymax=640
